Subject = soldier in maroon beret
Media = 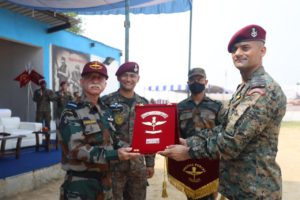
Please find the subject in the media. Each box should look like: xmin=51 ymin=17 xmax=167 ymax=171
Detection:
xmin=160 ymin=24 xmax=287 ymax=199
xmin=102 ymin=61 xmax=155 ymax=200
xmin=227 ymin=24 xmax=266 ymax=53
xmin=115 ymin=61 xmax=139 ymax=76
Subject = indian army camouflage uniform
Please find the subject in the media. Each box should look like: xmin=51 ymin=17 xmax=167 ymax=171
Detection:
xmin=101 ymin=91 xmax=155 ymax=200
xmin=186 ymin=67 xmax=287 ymax=199
xmin=178 ymin=96 xmax=223 ymax=200
xmin=33 ymin=87 xmax=55 ymax=129
xmin=54 ymin=90 xmax=73 ymax=122
xmin=58 ymin=96 xmax=120 ymax=200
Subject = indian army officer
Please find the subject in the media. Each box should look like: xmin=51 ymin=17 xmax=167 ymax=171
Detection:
xmin=33 ymin=79 xmax=55 ymax=130
xmin=176 ymin=67 xmax=223 ymax=200
xmin=54 ymin=81 xmax=72 ymax=126
xmin=101 ymin=62 xmax=155 ymax=200
xmin=58 ymin=61 xmax=140 ymax=200
xmin=160 ymin=24 xmax=287 ymax=199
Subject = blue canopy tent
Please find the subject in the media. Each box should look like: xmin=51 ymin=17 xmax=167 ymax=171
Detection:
xmin=8 ymin=0 xmax=193 ymax=71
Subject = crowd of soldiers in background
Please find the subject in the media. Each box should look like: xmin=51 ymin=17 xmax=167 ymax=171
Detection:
xmin=32 ymin=79 xmax=81 ymax=130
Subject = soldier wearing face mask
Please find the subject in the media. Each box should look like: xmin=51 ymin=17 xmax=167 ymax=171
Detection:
xmin=176 ymin=68 xmax=223 ymax=199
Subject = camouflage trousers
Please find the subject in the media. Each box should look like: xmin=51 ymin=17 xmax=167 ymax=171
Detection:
xmin=60 ymin=173 xmax=113 ymax=200
xmin=111 ymin=161 xmax=148 ymax=200
xmin=35 ymin=111 xmax=51 ymax=129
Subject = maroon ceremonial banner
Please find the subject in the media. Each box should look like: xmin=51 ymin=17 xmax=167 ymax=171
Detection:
xmin=131 ymin=104 xmax=179 ymax=154
xmin=167 ymin=158 xmax=219 ymax=199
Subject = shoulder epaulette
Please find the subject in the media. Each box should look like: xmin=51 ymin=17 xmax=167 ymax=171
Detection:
xmin=101 ymin=91 xmax=118 ymax=102
xmin=66 ymin=101 xmax=77 ymax=108
xmin=203 ymin=97 xmax=222 ymax=113
xmin=135 ymin=93 xmax=148 ymax=104
xmin=248 ymin=76 xmax=267 ymax=96
xmin=250 ymin=76 xmax=266 ymax=89
xmin=178 ymin=98 xmax=189 ymax=106
xmin=66 ymin=101 xmax=85 ymax=109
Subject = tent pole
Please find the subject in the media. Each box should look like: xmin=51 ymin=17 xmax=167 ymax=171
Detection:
xmin=187 ymin=0 xmax=193 ymax=97
xmin=125 ymin=0 xmax=130 ymax=62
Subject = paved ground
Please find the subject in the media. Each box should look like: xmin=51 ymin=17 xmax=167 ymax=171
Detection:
xmin=5 ymin=126 xmax=300 ymax=200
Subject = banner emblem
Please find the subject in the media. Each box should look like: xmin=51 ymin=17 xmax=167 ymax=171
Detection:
xmin=183 ymin=163 xmax=206 ymax=183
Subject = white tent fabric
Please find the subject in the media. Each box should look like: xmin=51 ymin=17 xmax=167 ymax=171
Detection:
xmin=8 ymin=0 xmax=192 ymax=62
xmin=8 ymin=0 xmax=191 ymax=14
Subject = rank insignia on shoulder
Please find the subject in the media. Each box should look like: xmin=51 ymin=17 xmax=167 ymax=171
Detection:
xmin=114 ymin=113 xmax=124 ymax=125
xmin=247 ymin=88 xmax=266 ymax=96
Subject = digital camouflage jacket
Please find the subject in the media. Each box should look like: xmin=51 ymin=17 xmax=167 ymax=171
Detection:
xmin=187 ymin=67 xmax=287 ymax=199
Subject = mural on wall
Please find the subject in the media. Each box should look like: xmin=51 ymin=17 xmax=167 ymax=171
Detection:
xmin=52 ymin=45 xmax=90 ymax=95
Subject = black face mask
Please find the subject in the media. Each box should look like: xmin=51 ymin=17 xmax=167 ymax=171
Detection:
xmin=188 ymin=82 xmax=205 ymax=94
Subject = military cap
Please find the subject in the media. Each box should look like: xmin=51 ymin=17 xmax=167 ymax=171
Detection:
xmin=228 ymin=24 xmax=266 ymax=53
xmin=115 ymin=61 xmax=139 ymax=76
xmin=60 ymin=81 xmax=67 ymax=87
xmin=81 ymin=61 xmax=108 ymax=79
xmin=188 ymin=68 xmax=206 ymax=79
xmin=38 ymin=79 xmax=46 ymax=85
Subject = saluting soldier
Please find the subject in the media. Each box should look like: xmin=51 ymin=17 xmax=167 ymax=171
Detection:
xmin=160 ymin=24 xmax=287 ymax=199
xmin=101 ymin=62 xmax=155 ymax=200
xmin=176 ymin=68 xmax=223 ymax=200
xmin=33 ymin=79 xmax=55 ymax=130
xmin=54 ymin=81 xmax=72 ymax=125
xmin=58 ymin=61 xmax=140 ymax=200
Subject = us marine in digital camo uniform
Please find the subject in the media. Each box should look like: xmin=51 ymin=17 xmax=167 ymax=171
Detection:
xmin=177 ymin=67 xmax=223 ymax=200
xmin=101 ymin=62 xmax=155 ymax=200
xmin=160 ymin=24 xmax=287 ymax=199
xmin=58 ymin=61 xmax=140 ymax=200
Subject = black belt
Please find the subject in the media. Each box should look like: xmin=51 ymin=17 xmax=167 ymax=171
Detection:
xmin=67 ymin=170 xmax=104 ymax=181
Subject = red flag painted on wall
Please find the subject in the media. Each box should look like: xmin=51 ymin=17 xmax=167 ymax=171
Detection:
xmin=29 ymin=69 xmax=44 ymax=85
xmin=14 ymin=70 xmax=31 ymax=87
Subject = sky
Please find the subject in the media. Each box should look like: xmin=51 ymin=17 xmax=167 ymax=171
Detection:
xmin=80 ymin=0 xmax=300 ymax=99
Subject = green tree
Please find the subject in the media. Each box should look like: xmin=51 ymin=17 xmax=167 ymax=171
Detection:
xmin=65 ymin=13 xmax=83 ymax=34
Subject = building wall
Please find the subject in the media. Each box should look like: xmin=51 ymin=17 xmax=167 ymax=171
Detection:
xmin=0 ymin=8 xmax=121 ymax=121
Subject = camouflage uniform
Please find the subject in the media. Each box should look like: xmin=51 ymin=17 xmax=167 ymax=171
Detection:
xmin=187 ymin=67 xmax=287 ymax=199
xmin=178 ymin=96 xmax=222 ymax=200
xmin=54 ymin=90 xmax=73 ymax=120
xmin=33 ymin=88 xmax=55 ymax=129
xmin=101 ymin=91 xmax=155 ymax=200
xmin=59 ymin=96 xmax=119 ymax=200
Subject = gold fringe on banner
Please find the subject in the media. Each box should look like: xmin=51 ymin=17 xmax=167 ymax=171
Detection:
xmin=161 ymin=156 xmax=168 ymax=198
xmin=168 ymin=174 xmax=219 ymax=199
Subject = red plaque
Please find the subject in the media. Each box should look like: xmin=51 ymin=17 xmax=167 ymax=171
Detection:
xmin=131 ymin=104 xmax=179 ymax=154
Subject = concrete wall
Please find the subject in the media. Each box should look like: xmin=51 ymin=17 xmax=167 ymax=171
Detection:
xmin=0 ymin=164 xmax=64 ymax=199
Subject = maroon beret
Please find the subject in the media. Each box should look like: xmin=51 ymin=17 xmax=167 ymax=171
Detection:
xmin=115 ymin=61 xmax=139 ymax=76
xmin=81 ymin=61 xmax=108 ymax=79
xmin=38 ymin=79 xmax=46 ymax=85
xmin=228 ymin=24 xmax=266 ymax=53
xmin=60 ymin=81 xmax=67 ymax=87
